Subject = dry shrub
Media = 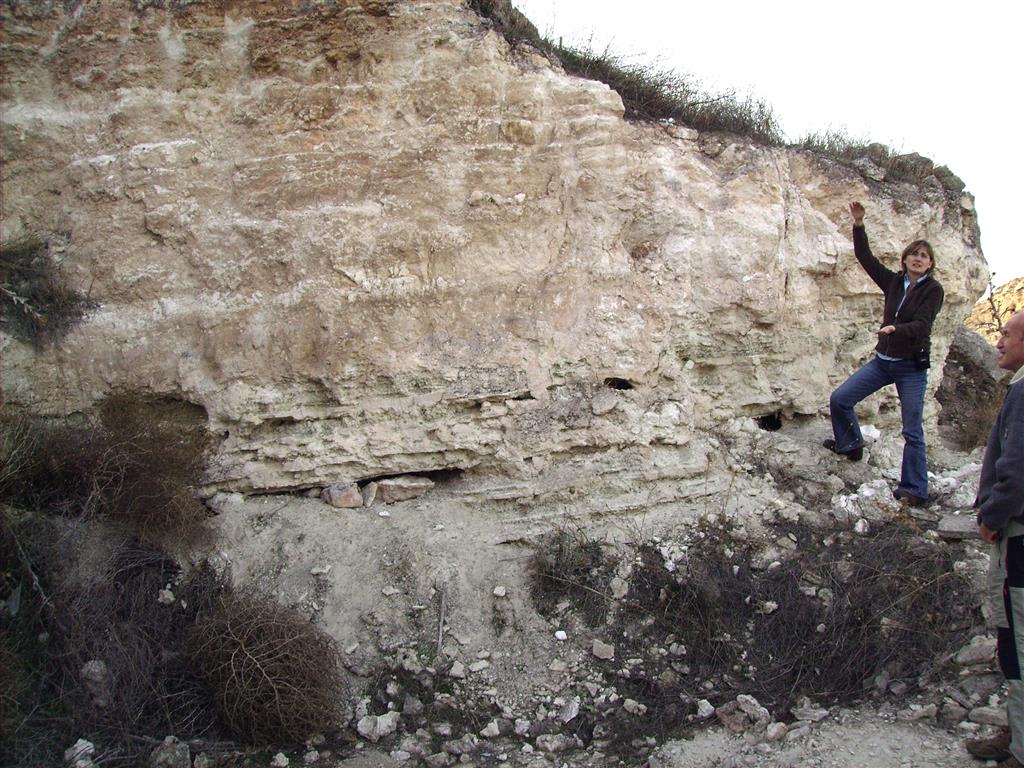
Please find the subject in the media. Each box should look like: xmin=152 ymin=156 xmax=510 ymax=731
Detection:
xmin=0 ymin=395 xmax=211 ymax=544
xmin=0 ymin=633 xmax=28 ymax=744
xmin=187 ymin=590 xmax=345 ymax=744
xmin=564 ymin=520 xmax=977 ymax=755
xmin=96 ymin=395 xmax=212 ymax=544
xmin=1 ymin=510 xmax=225 ymax=766
xmin=52 ymin=542 xmax=223 ymax=746
xmin=0 ymin=234 xmax=95 ymax=346
xmin=530 ymin=526 xmax=617 ymax=627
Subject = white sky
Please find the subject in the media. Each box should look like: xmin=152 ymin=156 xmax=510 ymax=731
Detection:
xmin=512 ymin=0 xmax=1021 ymax=283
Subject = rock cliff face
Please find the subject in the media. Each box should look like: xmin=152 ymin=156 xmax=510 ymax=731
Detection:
xmin=1 ymin=0 xmax=987 ymax=501
xmin=966 ymin=276 xmax=1024 ymax=343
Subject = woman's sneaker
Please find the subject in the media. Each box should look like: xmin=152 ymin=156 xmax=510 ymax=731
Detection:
xmin=822 ymin=439 xmax=863 ymax=462
xmin=893 ymin=489 xmax=932 ymax=508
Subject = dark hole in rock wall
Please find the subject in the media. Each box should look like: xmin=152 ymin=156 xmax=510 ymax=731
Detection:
xmin=756 ymin=412 xmax=783 ymax=432
xmin=360 ymin=467 xmax=466 ymax=485
xmin=603 ymin=377 xmax=635 ymax=390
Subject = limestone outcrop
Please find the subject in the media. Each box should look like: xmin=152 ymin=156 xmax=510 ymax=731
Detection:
xmin=1 ymin=0 xmax=987 ymax=501
xmin=966 ymin=276 xmax=1024 ymax=343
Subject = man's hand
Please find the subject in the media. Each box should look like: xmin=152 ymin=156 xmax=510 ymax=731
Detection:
xmin=879 ymin=325 xmax=896 ymax=335
xmin=850 ymin=201 xmax=865 ymax=225
xmin=980 ymin=522 xmax=1001 ymax=543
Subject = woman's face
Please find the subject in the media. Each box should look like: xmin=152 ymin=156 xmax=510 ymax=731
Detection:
xmin=903 ymin=245 xmax=932 ymax=277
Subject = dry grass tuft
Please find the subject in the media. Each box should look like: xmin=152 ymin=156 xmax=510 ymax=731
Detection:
xmin=530 ymin=526 xmax=618 ymax=627
xmin=187 ymin=589 xmax=346 ymax=744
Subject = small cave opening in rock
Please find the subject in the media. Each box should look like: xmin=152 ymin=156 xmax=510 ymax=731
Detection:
xmin=603 ymin=377 xmax=635 ymax=391
xmin=360 ymin=467 xmax=466 ymax=486
xmin=756 ymin=411 xmax=783 ymax=432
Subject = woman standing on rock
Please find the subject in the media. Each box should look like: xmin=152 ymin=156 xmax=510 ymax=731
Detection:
xmin=823 ymin=201 xmax=944 ymax=507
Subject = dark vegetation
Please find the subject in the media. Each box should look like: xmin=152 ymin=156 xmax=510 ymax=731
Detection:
xmin=0 ymin=397 xmax=345 ymax=766
xmin=529 ymin=518 xmax=978 ymax=756
xmin=2 ymin=396 xmax=213 ymax=547
xmin=189 ymin=589 xmax=346 ymax=744
xmin=0 ymin=235 xmax=95 ymax=347
xmin=530 ymin=526 xmax=618 ymax=627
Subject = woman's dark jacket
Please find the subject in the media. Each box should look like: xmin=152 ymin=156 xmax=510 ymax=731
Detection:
xmin=853 ymin=224 xmax=944 ymax=363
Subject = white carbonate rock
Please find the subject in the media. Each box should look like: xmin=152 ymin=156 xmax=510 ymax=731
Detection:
xmin=0 ymin=0 xmax=985 ymax=508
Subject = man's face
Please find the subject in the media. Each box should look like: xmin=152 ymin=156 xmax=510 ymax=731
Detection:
xmin=997 ymin=314 xmax=1024 ymax=372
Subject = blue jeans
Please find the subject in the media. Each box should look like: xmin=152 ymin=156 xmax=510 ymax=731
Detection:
xmin=829 ymin=355 xmax=929 ymax=499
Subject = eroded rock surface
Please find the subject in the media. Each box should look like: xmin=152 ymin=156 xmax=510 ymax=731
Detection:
xmin=1 ymin=0 xmax=987 ymax=504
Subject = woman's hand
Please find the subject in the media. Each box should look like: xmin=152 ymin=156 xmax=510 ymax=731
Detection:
xmin=849 ymin=201 xmax=865 ymax=225
xmin=879 ymin=325 xmax=896 ymax=335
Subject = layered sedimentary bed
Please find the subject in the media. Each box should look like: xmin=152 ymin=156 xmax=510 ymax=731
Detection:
xmin=0 ymin=0 xmax=988 ymax=499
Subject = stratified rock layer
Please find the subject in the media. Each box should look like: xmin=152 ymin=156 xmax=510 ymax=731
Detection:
xmin=1 ymin=0 xmax=987 ymax=499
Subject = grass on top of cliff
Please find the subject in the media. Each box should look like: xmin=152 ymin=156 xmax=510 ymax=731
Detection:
xmin=469 ymin=0 xmax=964 ymax=186
xmin=468 ymin=0 xmax=781 ymax=143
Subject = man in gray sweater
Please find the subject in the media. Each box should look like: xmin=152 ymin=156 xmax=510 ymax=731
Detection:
xmin=969 ymin=311 xmax=1024 ymax=766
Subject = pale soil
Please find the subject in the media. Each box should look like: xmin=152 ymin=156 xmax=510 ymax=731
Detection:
xmin=210 ymin=418 xmax=994 ymax=768
xmin=650 ymin=711 xmax=977 ymax=768
xmin=332 ymin=712 xmax=979 ymax=768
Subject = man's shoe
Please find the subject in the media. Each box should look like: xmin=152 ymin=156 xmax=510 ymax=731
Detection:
xmin=822 ymin=438 xmax=863 ymax=462
xmin=893 ymin=489 xmax=932 ymax=508
xmin=966 ymin=727 xmax=1011 ymax=761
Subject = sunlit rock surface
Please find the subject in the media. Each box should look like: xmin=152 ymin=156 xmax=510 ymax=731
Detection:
xmin=1 ymin=0 xmax=987 ymax=500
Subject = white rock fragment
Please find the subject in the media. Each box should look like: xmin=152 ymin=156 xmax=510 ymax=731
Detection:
xmin=65 ymin=739 xmax=96 ymax=768
xmin=559 ymin=698 xmax=580 ymax=723
xmin=148 ymin=735 xmax=189 ymax=768
xmin=592 ymin=639 xmax=615 ymax=660
xmin=449 ymin=661 xmax=466 ymax=679
xmin=157 ymin=588 xmax=176 ymax=605
xmin=270 ymin=754 xmax=290 ymax=768
xmin=955 ymin=636 xmax=997 ymax=666
xmin=357 ymin=711 xmax=400 ymax=742
xmin=493 ymin=586 xmax=507 ymax=597
xmin=623 ymin=698 xmax=648 ymax=716
xmin=480 ymin=721 xmax=501 ymax=738
xmin=554 ymin=630 xmax=567 ymax=641
xmin=468 ymin=659 xmax=490 ymax=672
xmin=382 ymin=586 xmax=401 ymax=596
xmin=970 ymin=705 xmax=1008 ymax=727
xmin=697 ymin=699 xmax=716 ymax=719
